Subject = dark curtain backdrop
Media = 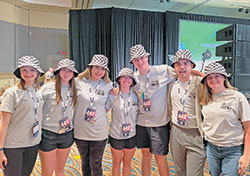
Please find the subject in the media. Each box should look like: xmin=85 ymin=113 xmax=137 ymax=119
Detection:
xmin=69 ymin=8 xmax=111 ymax=74
xmin=69 ymin=8 xmax=250 ymax=80
xmin=69 ymin=8 xmax=165 ymax=80
xmin=110 ymin=8 xmax=165 ymax=80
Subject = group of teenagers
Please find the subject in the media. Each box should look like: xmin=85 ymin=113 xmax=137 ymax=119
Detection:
xmin=0 ymin=44 xmax=250 ymax=176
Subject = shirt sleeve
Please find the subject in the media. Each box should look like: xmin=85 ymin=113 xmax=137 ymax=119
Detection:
xmin=238 ymin=92 xmax=250 ymax=122
xmin=105 ymin=94 xmax=115 ymax=111
xmin=1 ymin=90 xmax=15 ymax=113
xmin=167 ymin=65 xmax=176 ymax=79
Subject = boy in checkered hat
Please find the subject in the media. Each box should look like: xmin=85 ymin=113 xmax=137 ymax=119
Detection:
xmin=168 ymin=49 xmax=206 ymax=176
xmin=130 ymin=44 xmax=175 ymax=175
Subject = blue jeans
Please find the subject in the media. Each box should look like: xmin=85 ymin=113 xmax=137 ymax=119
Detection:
xmin=206 ymin=142 xmax=244 ymax=176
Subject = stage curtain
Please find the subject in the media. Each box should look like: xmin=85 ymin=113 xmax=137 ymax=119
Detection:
xmin=69 ymin=8 xmax=165 ymax=80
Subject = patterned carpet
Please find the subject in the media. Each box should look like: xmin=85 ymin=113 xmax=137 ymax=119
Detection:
xmin=1 ymin=143 xmax=250 ymax=176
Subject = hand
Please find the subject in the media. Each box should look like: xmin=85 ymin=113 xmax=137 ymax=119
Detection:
xmin=238 ymin=155 xmax=249 ymax=175
xmin=191 ymin=70 xmax=205 ymax=77
xmin=0 ymin=151 xmax=7 ymax=170
xmin=110 ymin=88 xmax=118 ymax=96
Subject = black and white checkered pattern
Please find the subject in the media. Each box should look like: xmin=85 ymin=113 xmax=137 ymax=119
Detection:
xmin=130 ymin=44 xmax=150 ymax=63
xmin=171 ymin=49 xmax=196 ymax=68
xmin=115 ymin=67 xmax=136 ymax=86
xmin=201 ymin=62 xmax=229 ymax=84
xmin=54 ymin=58 xmax=78 ymax=77
xmin=88 ymin=54 xmax=109 ymax=71
xmin=245 ymin=93 xmax=250 ymax=102
xmin=13 ymin=56 xmax=44 ymax=78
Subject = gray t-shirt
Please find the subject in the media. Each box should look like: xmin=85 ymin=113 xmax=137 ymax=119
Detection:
xmin=106 ymin=91 xmax=138 ymax=139
xmin=171 ymin=76 xmax=198 ymax=128
xmin=202 ymin=89 xmax=250 ymax=147
xmin=39 ymin=82 xmax=74 ymax=133
xmin=74 ymin=77 xmax=113 ymax=141
xmin=133 ymin=65 xmax=175 ymax=127
xmin=1 ymin=86 xmax=43 ymax=148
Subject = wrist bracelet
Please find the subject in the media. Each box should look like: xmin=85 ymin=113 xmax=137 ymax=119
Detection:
xmin=0 ymin=148 xmax=4 ymax=151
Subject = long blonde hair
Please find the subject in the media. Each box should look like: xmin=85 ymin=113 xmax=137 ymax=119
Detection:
xmin=77 ymin=66 xmax=111 ymax=83
xmin=199 ymin=76 xmax=236 ymax=106
xmin=17 ymin=75 xmax=41 ymax=90
xmin=55 ymin=73 xmax=77 ymax=108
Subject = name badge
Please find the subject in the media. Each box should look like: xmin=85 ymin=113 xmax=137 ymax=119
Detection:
xmin=33 ymin=121 xmax=39 ymax=137
xmin=84 ymin=107 xmax=96 ymax=124
xmin=122 ymin=123 xmax=131 ymax=137
xmin=58 ymin=117 xmax=71 ymax=134
xmin=143 ymin=98 xmax=151 ymax=112
xmin=177 ymin=111 xmax=188 ymax=126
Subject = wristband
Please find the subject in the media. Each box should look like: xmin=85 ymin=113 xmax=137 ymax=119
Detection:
xmin=0 ymin=148 xmax=4 ymax=151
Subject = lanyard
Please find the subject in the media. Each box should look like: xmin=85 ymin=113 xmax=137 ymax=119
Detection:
xmin=61 ymin=86 xmax=71 ymax=117
xmin=120 ymin=91 xmax=131 ymax=123
xmin=176 ymin=76 xmax=192 ymax=111
xmin=88 ymin=79 xmax=101 ymax=107
xmin=26 ymin=86 xmax=39 ymax=120
xmin=139 ymin=72 xmax=150 ymax=99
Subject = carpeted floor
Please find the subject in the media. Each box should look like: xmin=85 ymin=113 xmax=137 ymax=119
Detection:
xmin=1 ymin=143 xmax=250 ymax=176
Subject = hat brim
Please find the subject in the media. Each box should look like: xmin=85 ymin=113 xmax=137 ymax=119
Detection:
xmin=171 ymin=59 xmax=196 ymax=68
xmin=115 ymin=76 xmax=136 ymax=87
xmin=201 ymin=72 xmax=229 ymax=84
xmin=54 ymin=67 xmax=79 ymax=77
xmin=13 ymin=67 xmax=44 ymax=79
xmin=88 ymin=64 xmax=110 ymax=72
xmin=130 ymin=53 xmax=150 ymax=64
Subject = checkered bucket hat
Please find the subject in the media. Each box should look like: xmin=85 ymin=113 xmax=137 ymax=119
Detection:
xmin=201 ymin=62 xmax=229 ymax=84
xmin=88 ymin=54 xmax=109 ymax=71
xmin=171 ymin=49 xmax=196 ymax=68
xmin=115 ymin=67 xmax=136 ymax=86
xmin=14 ymin=56 xmax=44 ymax=78
xmin=54 ymin=58 xmax=79 ymax=77
xmin=130 ymin=44 xmax=150 ymax=63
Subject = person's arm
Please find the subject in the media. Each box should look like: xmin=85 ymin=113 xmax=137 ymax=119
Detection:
xmin=191 ymin=69 xmax=205 ymax=77
xmin=238 ymin=121 xmax=250 ymax=175
xmin=110 ymin=87 xmax=119 ymax=96
xmin=0 ymin=111 xmax=11 ymax=170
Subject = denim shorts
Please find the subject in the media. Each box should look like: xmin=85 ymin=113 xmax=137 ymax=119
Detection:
xmin=109 ymin=135 xmax=136 ymax=150
xmin=39 ymin=129 xmax=74 ymax=152
xmin=136 ymin=123 xmax=170 ymax=155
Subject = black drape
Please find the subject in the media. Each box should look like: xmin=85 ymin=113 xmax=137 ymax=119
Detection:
xmin=69 ymin=8 xmax=250 ymax=80
xmin=110 ymin=8 xmax=165 ymax=80
xmin=69 ymin=8 xmax=111 ymax=73
xmin=69 ymin=8 xmax=165 ymax=80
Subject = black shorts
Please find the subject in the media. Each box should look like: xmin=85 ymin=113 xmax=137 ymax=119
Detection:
xmin=109 ymin=135 xmax=136 ymax=150
xmin=136 ymin=123 xmax=170 ymax=155
xmin=39 ymin=129 xmax=74 ymax=152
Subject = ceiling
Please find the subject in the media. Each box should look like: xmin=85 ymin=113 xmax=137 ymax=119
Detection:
xmin=1 ymin=0 xmax=250 ymax=19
